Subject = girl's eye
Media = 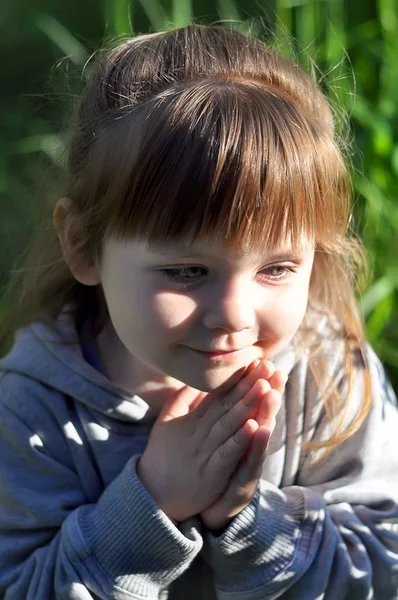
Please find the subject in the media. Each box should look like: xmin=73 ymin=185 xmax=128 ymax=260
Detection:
xmin=260 ymin=265 xmax=294 ymax=281
xmin=160 ymin=266 xmax=207 ymax=283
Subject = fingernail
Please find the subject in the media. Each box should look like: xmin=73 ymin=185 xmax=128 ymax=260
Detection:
xmin=258 ymin=360 xmax=273 ymax=373
xmin=251 ymin=359 xmax=261 ymax=370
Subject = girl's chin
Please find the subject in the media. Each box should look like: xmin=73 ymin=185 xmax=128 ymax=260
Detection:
xmin=172 ymin=342 xmax=286 ymax=392
xmin=181 ymin=364 xmax=260 ymax=395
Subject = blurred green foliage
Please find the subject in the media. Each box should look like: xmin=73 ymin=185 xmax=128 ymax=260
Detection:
xmin=0 ymin=0 xmax=397 ymax=389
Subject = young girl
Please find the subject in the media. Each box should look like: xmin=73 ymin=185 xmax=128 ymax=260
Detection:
xmin=0 ymin=24 xmax=397 ymax=600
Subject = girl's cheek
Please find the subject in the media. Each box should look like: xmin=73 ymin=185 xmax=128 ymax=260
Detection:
xmin=261 ymin=288 xmax=308 ymax=336
xmin=151 ymin=292 xmax=198 ymax=328
xmin=282 ymin=290 xmax=309 ymax=332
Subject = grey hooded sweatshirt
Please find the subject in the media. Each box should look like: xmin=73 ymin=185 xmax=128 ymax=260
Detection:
xmin=0 ymin=311 xmax=398 ymax=600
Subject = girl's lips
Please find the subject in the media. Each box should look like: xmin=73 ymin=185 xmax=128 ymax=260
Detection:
xmin=192 ymin=347 xmax=248 ymax=362
xmin=201 ymin=349 xmax=240 ymax=355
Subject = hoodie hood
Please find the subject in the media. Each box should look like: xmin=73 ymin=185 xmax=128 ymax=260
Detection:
xmin=0 ymin=311 xmax=155 ymax=424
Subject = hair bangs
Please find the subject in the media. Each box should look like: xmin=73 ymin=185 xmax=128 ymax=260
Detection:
xmin=88 ymin=79 xmax=349 ymax=254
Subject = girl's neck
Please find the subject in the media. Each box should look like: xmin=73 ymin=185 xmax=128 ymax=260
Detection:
xmin=95 ymin=320 xmax=186 ymax=414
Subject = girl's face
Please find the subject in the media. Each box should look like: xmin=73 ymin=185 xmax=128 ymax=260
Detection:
xmin=97 ymin=236 xmax=315 ymax=393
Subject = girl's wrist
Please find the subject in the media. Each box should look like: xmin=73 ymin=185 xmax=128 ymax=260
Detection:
xmin=201 ymin=516 xmax=233 ymax=536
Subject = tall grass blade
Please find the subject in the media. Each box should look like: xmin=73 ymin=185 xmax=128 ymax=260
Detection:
xmin=36 ymin=13 xmax=88 ymax=66
xmin=295 ymin=1 xmax=320 ymax=59
xmin=366 ymin=294 xmax=394 ymax=343
xmin=362 ymin=276 xmax=395 ymax=316
xmin=325 ymin=0 xmax=346 ymax=67
xmin=104 ymin=0 xmax=133 ymax=35
xmin=216 ymin=0 xmax=241 ymax=24
xmin=172 ymin=0 xmax=193 ymax=28
xmin=10 ymin=134 xmax=67 ymax=165
xmin=377 ymin=0 xmax=398 ymax=118
xmin=273 ymin=0 xmax=294 ymax=57
xmin=137 ymin=0 xmax=169 ymax=32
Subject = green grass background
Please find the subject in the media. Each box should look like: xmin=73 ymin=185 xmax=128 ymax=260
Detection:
xmin=0 ymin=0 xmax=397 ymax=390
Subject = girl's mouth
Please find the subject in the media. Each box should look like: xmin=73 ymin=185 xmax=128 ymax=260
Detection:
xmin=192 ymin=347 xmax=248 ymax=362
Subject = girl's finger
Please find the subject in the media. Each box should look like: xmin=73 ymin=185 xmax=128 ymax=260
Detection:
xmin=255 ymin=388 xmax=282 ymax=428
xmin=223 ymin=427 xmax=270 ymax=511
xmin=268 ymin=369 xmax=288 ymax=393
xmin=189 ymin=390 xmax=209 ymax=411
xmin=220 ymin=360 xmax=276 ymax=411
xmin=219 ymin=426 xmax=270 ymax=510
xmin=196 ymin=360 xmax=274 ymax=429
xmin=240 ymin=360 xmax=276 ymax=392
xmin=243 ymin=425 xmax=272 ymax=474
xmin=207 ymin=419 xmax=258 ymax=479
xmin=201 ymin=425 xmax=271 ymax=529
xmin=159 ymin=386 xmax=205 ymax=421
xmin=205 ymin=379 xmax=270 ymax=456
xmin=245 ymin=359 xmax=261 ymax=375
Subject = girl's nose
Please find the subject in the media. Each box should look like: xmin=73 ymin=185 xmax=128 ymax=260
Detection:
xmin=202 ymin=280 xmax=256 ymax=332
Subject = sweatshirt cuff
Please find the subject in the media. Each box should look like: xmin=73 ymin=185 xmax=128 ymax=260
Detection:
xmin=66 ymin=455 xmax=203 ymax=598
xmin=203 ymin=480 xmax=316 ymax=596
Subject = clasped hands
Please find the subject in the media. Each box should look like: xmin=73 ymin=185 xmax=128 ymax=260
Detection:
xmin=137 ymin=360 xmax=286 ymax=532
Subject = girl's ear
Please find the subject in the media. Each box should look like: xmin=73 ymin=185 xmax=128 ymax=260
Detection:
xmin=54 ymin=198 xmax=101 ymax=286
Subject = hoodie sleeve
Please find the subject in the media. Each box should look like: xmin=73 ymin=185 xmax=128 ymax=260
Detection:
xmin=0 ymin=379 xmax=203 ymax=600
xmin=203 ymin=348 xmax=398 ymax=600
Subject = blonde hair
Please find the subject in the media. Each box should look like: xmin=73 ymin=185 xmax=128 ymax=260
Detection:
xmin=1 ymin=24 xmax=371 ymax=454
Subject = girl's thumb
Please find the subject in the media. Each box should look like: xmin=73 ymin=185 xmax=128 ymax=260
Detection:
xmin=158 ymin=386 xmax=205 ymax=422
